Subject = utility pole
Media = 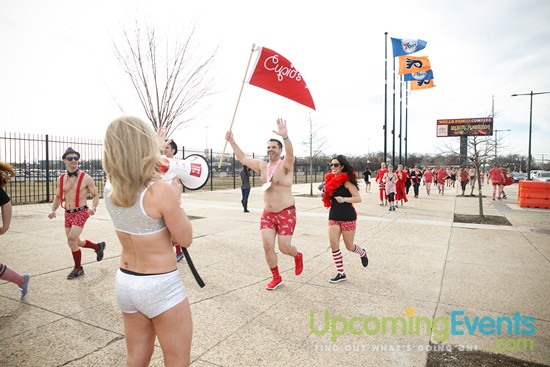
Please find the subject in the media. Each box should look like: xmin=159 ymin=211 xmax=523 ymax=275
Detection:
xmin=511 ymin=91 xmax=550 ymax=179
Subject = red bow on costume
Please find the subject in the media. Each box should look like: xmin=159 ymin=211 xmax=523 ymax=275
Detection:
xmin=322 ymin=172 xmax=349 ymax=208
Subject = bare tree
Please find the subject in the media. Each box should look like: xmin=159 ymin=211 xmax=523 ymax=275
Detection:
xmin=440 ymin=130 xmax=496 ymax=220
xmin=466 ymin=135 xmax=494 ymax=218
xmin=113 ymin=22 xmax=216 ymax=136
xmin=302 ymin=114 xmax=328 ymax=196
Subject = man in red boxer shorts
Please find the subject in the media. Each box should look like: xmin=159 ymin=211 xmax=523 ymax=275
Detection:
xmin=226 ymin=118 xmax=303 ymax=290
xmin=64 ymin=207 xmax=90 ymax=228
xmin=260 ymin=206 xmax=297 ymax=236
xmin=48 ymin=147 xmax=106 ymax=280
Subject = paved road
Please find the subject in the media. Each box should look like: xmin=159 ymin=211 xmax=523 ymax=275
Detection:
xmin=1 ymin=182 xmax=549 ymax=366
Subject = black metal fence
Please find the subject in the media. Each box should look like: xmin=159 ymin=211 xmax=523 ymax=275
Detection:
xmin=1 ymin=132 xmax=327 ymax=205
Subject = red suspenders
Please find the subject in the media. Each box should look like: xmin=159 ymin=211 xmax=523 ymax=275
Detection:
xmin=59 ymin=171 xmax=86 ymax=209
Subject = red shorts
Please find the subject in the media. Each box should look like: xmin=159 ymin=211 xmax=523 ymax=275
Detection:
xmin=328 ymin=220 xmax=357 ymax=231
xmin=64 ymin=206 xmax=90 ymax=229
xmin=260 ymin=206 xmax=296 ymax=236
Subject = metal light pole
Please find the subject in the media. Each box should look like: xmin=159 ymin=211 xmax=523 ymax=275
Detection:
xmin=494 ymin=129 xmax=511 ymax=166
xmin=511 ymin=91 xmax=550 ymax=180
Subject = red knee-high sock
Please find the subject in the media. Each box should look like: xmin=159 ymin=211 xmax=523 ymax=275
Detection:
xmin=270 ymin=266 xmax=281 ymax=279
xmin=83 ymin=240 xmax=99 ymax=251
xmin=0 ymin=264 xmax=24 ymax=286
xmin=332 ymin=250 xmax=344 ymax=274
xmin=72 ymin=250 xmax=82 ymax=268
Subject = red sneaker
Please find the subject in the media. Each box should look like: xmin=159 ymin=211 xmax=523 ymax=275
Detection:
xmin=266 ymin=276 xmax=283 ymax=290
xmin=294 ymin=252 xmax=303 ymax=275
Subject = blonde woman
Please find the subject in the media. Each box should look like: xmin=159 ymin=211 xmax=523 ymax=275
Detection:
xmin=103 ymin=116 xmax=193 ymax=367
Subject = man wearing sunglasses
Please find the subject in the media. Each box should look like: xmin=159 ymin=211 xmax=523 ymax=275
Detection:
xmin=48 ymin=147 xmax=106 ymax=279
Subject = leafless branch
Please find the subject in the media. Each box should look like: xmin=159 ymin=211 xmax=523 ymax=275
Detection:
xmin=113 ymin=22 xmax=216 ymax=136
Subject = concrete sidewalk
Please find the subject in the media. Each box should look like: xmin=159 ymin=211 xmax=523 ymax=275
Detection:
xmin=1 ymin=182 xmax=549 ymax=367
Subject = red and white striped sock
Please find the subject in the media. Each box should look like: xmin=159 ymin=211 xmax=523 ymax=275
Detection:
xmin=353 ymin=244 xmax=366 ymax=257
xmin=332 ymin=250 xmax=344 ymax=274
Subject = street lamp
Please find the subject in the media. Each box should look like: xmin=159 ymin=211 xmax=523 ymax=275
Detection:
xmin=494 ymin=129 xmax=511 ymax=166
xmin=511 ymin=91 xmax=550 ymax=180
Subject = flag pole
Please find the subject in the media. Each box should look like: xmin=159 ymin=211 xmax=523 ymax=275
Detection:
xmin=392 ymin=54 xmax=396 ymax=167
xmin=405 ymin=82 xmax=409 ymax=166
xmin=384 ymin=32 xmax=388 ymax=164
xmin=218 ymin=43 xmax=257 ymax=169
xmin=399 ymin=74 xmax=403 ymax=164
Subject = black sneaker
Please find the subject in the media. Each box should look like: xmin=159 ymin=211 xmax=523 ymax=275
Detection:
xmin=360 ymin=251 xmax=369 ymax=268
xmin=67 ymin=267 xmax=84 ymax=280
xmin=96 ymin=242 xmax=106 ymax=262
xmin=330 ymin=273 xmax=347 ymax=283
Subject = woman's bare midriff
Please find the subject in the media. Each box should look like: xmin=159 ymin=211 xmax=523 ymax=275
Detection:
xmin=116 ymin=229 xmax=178 ymax=274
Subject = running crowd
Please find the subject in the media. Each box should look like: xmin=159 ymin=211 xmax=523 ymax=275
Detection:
xmin=0 ymin=116 xmax=518 ymax=366
xmin=362 ymin=162 xmax=516 ymax=210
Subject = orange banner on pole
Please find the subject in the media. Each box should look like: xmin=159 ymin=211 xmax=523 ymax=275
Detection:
xmin=398 ymin=56 xmax=431 ymax=75
xmin=410 ymin=79 xmax=435 ymax=90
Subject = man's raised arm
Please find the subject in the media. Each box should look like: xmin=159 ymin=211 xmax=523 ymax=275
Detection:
xmin=225 ymin=131 xmax=261 ymax=173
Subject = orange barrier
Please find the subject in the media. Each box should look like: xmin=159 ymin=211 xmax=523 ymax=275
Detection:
xmin=518 ymin=180 xmax=550 ymax=209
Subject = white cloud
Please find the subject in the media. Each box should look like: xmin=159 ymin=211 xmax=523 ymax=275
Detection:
xmin=1 ymin=0 xmax=549 ymax=162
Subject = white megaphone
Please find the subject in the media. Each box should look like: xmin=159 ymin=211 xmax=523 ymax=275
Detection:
xmin=158 ymin=154 xmax=210 ymax=190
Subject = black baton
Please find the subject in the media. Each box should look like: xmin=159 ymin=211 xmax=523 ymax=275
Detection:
xmin=182 ymin=248 xmax=205 ymax=288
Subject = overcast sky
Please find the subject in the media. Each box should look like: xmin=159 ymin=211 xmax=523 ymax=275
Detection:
xmin=1 ymin=0 xmax=549 ymax=162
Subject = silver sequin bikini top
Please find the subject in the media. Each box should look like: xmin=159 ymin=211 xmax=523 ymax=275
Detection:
xmin=104 ymin=181 xmax=166 ymax=235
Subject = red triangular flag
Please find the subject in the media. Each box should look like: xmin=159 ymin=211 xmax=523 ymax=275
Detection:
xmin=247 ymin=47 xmax=315 ymax=110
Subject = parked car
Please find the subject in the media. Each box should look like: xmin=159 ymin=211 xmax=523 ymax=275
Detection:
xmin=510 ymin=172 xmax=526 ymax=182
xmin=534 ymin=171 xmax=550 ymax=182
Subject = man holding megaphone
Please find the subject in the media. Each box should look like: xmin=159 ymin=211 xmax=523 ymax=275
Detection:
xmin=161 ymin=139 xmax=185 ymax=262
xmin=157 ymin=151 xmax=210 ymax=192
xmin=225 ymin=118 xmax=304 ymax=291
